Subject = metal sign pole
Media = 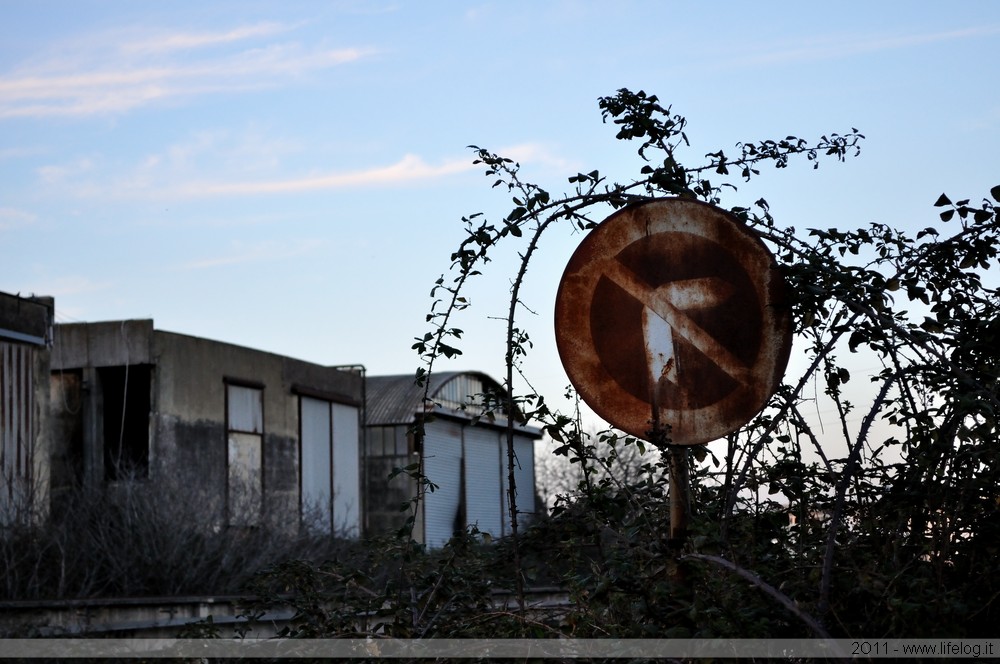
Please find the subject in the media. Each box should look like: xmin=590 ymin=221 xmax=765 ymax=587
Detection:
xmin=554 ymin=198 xmax=794 ymax=555
xmin=647 ymin=418 xmax=690 ymax=548
xmin=668 ymin=445 xmax=690 ymax=545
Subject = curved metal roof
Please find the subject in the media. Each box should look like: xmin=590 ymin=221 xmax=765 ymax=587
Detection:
xmin=365 ymin=370 xmax=521 ymax=427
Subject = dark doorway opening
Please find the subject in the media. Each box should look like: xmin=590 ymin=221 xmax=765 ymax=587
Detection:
xmin=99 ymin=365 xmax=151 ymax=480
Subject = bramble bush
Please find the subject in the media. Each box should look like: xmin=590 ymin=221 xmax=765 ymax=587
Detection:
xmin=244 ymin=88 xmax=1000 ymax=642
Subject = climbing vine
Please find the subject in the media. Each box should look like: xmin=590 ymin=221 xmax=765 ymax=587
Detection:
xmin=253 ymin=89 xmax=999 ymax=641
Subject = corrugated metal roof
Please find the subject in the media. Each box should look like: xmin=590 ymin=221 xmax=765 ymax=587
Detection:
xmin=366 ymin=371 xmax=477 ymax=425
xmin=366 ymin=371 xmax=543 ymax=438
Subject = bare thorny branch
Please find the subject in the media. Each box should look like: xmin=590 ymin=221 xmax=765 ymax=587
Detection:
xmin=403 ymin=88 xmax=1000 ymax=638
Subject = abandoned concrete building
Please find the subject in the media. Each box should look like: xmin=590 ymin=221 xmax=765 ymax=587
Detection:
xmin=48 ymin=319 xmax=365 ymax=536
xmin=1 ymin=289 xmax=543 ymax=548
xmin=365 ymin=372 xmax=541 ymax=548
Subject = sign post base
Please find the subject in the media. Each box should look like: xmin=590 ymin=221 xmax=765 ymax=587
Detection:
xmin=668 ymin=445 xmax=690 ymax=547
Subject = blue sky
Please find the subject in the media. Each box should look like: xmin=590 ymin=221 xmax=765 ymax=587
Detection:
xmin=2 ymin=1 xmax=999 ymax=427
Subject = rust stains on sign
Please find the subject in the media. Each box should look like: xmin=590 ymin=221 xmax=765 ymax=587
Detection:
xmin=554 ymin=198 xmax=792 ymax=446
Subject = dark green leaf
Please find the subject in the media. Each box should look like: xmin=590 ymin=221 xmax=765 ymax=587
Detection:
xmin=507 ymin=207 xmax=526 ymax=221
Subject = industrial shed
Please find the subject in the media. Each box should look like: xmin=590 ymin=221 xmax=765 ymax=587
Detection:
xmin=364 ymin=371 xmax=541 ymax=548
xmin=48 ymin=320 xmax=364 ymax=536
xmin=0 ymin=291 xmax=54 ymax=525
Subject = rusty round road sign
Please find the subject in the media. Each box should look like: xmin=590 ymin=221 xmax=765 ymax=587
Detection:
xmin=554 ymin=198 xmax=792 ymax=445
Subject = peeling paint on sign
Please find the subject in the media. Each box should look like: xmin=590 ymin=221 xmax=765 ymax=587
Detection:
xmin=554 ymin=198 xmax=792 ymax=446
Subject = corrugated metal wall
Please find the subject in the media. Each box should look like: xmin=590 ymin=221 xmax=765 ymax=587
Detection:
xmin=300 ymin=397 xmax=361 ymax=537
xmin=424 ymin=423 xmax=537 ymax=547
xmin=1 ymin=341 xmax=34 ymax=521
xmin=504 ymin=435 xmax=536 ymax=532
xmin=331 ymin=401 xmax=360 ymax=537
xmin=300 ymin=396 xmax=333 ymax=532
xmin=463 ymin=427 xmax=503 ymax=538
xmin=422 ymin=420 xmax=462 ymax=548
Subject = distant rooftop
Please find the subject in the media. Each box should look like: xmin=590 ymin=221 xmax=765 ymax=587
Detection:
xmin=366 ymin=371 xmax=537 ymax=434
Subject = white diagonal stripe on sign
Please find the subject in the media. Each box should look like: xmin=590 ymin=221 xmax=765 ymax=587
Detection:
xmin=657 ymin=277 xmax=734 ymax=310
xmin=643 ymin=305 xmax=678 ymax=386
xmin=600 ymin=258 xmax=751 ymax=386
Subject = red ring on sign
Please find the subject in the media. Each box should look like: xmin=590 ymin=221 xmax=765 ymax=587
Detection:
xmin=554 ymin=198 xmax=792 ymax=445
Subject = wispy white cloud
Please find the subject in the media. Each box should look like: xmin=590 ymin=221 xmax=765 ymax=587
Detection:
xmin=723 ymin=25 xmax=1000 ymax=69
xmin=81 ymin=128 xmax=305 ymax=199
xmin=178 ymin=239 xmax=323 ymax=270
xmin=120 ymin=22 xmax=297 ymax=55
xmin=498 ymin=142 xmax=580 ymax=173
xmin=36 ymin=139 xmax=568 ymax=201
xmin=0 ymin=207 xmax=37 ymax=230
xmin=36 ymin=157 xmax=96 ymax=184
xmin=172 ymin=153 xmax=476 ymax=197
xmin=0 ymin=24 xmax=373 ymax=119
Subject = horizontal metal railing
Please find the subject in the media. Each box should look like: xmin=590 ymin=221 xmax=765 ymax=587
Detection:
xmin=0 ymin=588 xmax=571 ymax=638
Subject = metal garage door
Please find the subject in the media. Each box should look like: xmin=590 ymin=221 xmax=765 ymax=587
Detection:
xmin=421 ymin=420 xmax=462 ymax=548
xmin=501 ymin=434 xmax=537 ymax=534
xmin=301 ymin=397 xmax=361 ymax=537
xmin=331 ymin=402 xmax=360 ymax=537
xmin=300 ymin=396 xmax=332 ymax=532
xmin=463 ymin=427 xmax=503 ymax=538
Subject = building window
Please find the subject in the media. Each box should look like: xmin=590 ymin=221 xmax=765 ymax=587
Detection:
xmin=99 ymin=365 xmax=151 ymax=481
xmin=366 ymin=425 xmax=410 ymax=458
xmin=226 ymin=382 xmax=263 ymax=526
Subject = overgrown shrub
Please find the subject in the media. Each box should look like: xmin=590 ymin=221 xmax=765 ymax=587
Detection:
xmin=0 ymin=476 xmax=359 ymax=601
xmin=239 ymin=88 xmax=999 ymax=642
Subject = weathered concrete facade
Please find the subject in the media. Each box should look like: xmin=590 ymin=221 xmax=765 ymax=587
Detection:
xmin=0 ymin=292 xmax=54 ymax=525
xmin=4 ymin=303 xmax=539 ymax=549
xmin=364 ymin=372 xmax=541 ymax=548
xmin=49 ymin=320 xmax=364 ymax=535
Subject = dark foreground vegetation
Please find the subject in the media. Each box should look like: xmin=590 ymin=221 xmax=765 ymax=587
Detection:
xmin=395 ymin=88 xmax=1000 ymax=640
xmin=3 ymin=89 xmax=998 ymax=650
xmin=0 ymin=479 xmax=357 ymax=602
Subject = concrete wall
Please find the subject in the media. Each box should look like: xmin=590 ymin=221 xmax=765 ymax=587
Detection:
xmin=48 ymin=321 xmax=364 ymax=533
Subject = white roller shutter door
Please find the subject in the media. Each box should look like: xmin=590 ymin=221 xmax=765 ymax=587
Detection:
xmin=463 ymin=427 xmax=503 ymax=538
xmin=300 ymin=396 xmax=332 ymax=532
xmin=513 ymin=435 xmax=536 ymax=528
xmin=332 ymin=402 xmax=360 ymax=537
xmin=422 ymin=420 xmax=462 ymax=548
xmin=500 ymin=433 xmax=537 ymax=533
